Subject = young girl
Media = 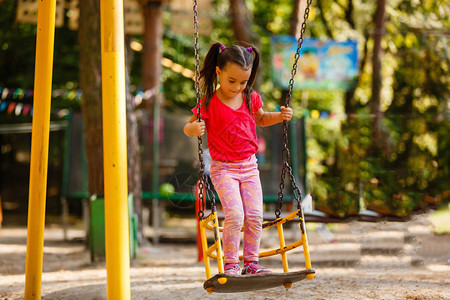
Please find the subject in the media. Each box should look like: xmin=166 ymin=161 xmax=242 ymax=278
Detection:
xmin=184 ymin=42 xmax=293 ymax=275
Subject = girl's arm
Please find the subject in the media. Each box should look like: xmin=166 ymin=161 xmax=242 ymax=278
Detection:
xmin=255 ymin=106 xmax=293 ymax=127
xmin=184 ymin=114 xmax=206 ymax=137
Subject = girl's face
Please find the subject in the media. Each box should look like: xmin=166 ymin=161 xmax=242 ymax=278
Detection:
xmin=216 ymin=63 xmax=252 ymax=98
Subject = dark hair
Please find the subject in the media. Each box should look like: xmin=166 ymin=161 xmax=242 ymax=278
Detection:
xmin=199 ymin=42 xmax=260 ymax=112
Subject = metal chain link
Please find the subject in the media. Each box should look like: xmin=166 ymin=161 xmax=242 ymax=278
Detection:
xmin=275 ymin=162 xmax=288 ymax=218
xmin=193 ymin=0 xmax=201 ymax=116
xmin=277 ymin=0 xmax=312 ymax=217
xmin=193 ymin=0 xmax=204 ymax=219
xmin=193 ymin=0 xmax=216 ymax=219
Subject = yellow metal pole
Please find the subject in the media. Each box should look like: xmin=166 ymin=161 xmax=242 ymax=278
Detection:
xmin=24 ymin=0 xmax=56 ymax=298
xmin=100 ymin=0 xmax=130 ymax=299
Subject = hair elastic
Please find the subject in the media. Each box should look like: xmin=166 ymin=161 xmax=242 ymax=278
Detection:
xmin=247 ymin=47 xmax=253 ymax=53
xmin=219 ymin=45 xmax=226 ymax=53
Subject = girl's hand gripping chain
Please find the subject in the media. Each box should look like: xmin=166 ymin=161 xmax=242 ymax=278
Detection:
xmin=184 ymin=118 xmax=206 ymax=137
xmin=192 ymin=119 xmax=206 ymax=136
xmin=279 ymin=106 xmax=293 ymax=122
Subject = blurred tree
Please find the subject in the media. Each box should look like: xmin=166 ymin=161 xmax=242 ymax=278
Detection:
xmin=0 ymin=1 xmax=79 ymax=90
xmin=229 ymin=0 xmax=262 ymax=88
xmin=125 ymin=35 xmax=144 ymax=244
xmin=255 ymin=0 xmax=449 ymax=215
xmin=369 ymin=0 xmax=387 ymax=154
xmin=79 ymin=0 xmax=143 ymax=239
xmin=229 ymin=0 xmax=253 ymax=43
xmin=142 ymin=1 xmax=164 ymax=94
xmin=140 ymin=0 xmax=166 ymax=244
xmin=78 ymin=0 xmax=104 ymax=196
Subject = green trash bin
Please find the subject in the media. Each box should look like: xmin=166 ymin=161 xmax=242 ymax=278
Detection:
xmin=89 ymin=194 xmax=138 ymax=262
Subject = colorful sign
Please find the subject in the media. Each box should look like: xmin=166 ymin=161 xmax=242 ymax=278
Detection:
xmin=271 ymin=36 xmax=359 ymax=90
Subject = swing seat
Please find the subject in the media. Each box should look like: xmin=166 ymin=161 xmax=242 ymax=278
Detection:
xmin=198 ymin=209 xmax=315 ymax=294
xmin=203 ymin=269 xmax=315 ymax=293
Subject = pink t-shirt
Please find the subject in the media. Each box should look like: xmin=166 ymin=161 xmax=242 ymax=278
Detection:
xmin=191 ymin=91 xmax=263 ymax=161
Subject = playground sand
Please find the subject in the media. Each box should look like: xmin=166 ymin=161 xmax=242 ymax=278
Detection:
xmin=0 ymin=213 xmax=449 ymax=299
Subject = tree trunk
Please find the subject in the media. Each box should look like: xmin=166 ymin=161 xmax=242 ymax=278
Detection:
xmin=80 ymin=0 xmax=144 ymax=245
xmin=345 ymin=28 xmax=369 ymax=115
xmin=370 ymin=0 xmax=387 ymax=152
xmin=125 ymin=36 xmax=144 ymax=245
xmin=229 ymin=0 xmax=262 ymax=90
xmin=142 ymin=1 xmax=164 ymax=243
xmin=142 ymin=1 xmax=163 ymax=92
xmin=229 ymin=0 xmax=253 ymax=43
xmin=79 ymin=0 xmax=104 ymax=196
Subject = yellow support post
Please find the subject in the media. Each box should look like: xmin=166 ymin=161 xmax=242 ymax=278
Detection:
xmin=100 ymin=0 xmax=130 ymax=299
xmin=24 ymin=0 xmax=56 ymax=298
xmin=276 ymin=224 xmax=289 ymax=273
xmin=300 ymin=220 xmax=315 ymax=280
xmin=213 ymin=212 xmax=224 ymax=274
xmin=200 ymin=218 xmax=212 ymax=279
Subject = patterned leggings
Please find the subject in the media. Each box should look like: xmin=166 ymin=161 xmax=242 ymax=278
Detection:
xmin=210 ymin=155 xmax=263 ymax=264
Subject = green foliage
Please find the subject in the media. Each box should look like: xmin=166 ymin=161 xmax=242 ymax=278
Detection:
xmin=299 ymin=0 xmax=449 ymax=216
xmin=0 ymin=1 xmax=36 ymax=89
xmin=0 ymin=2 xmax=79 ymax=89
xmin=0 ymin=0 xmax=448 ymax=216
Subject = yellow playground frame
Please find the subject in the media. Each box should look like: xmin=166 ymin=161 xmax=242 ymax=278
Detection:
xmin=24 ymin=0 xmax=130 ymax=299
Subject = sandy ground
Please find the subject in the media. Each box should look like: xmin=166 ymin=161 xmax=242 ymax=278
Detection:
xmin=0 ymin=213 xmax=449 ymax=299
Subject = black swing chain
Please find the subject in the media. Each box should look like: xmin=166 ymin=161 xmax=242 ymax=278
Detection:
xmin=276 ymin=0 xmax=312 ymax=218
xmin=193 ymin=0 xmax=215 ymax=220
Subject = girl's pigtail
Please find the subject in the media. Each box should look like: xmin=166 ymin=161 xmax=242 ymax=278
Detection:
xmin=247 ymin=45 xmax=260 ymax=89
xmin=243 ymin=45 xmax=260 ymax=113
xmin=200 ymin=42 xmax=222 ymax=107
